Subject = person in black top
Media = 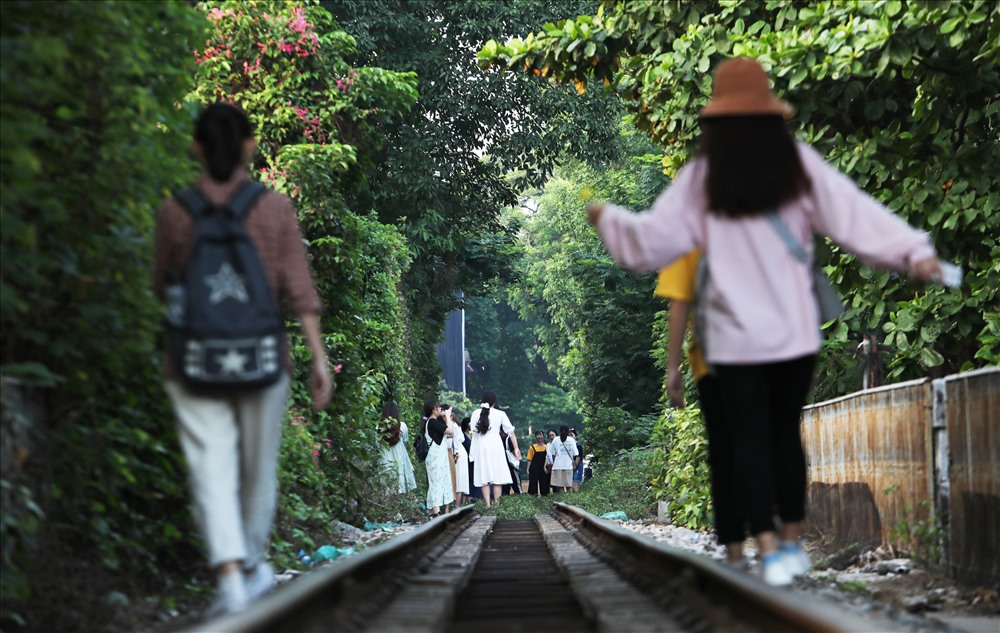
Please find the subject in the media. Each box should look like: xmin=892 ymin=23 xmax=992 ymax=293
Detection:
xmin=500 ymin=428 xmax=522 ymax=495
xmin=422 ymin=400 xmax=453 ymax=516
xmin=461 ymin=417 xmax=482 ymax=499
xmin=527 ymin=431 xmax=550 ymax=496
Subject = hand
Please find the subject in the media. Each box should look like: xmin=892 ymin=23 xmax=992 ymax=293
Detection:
xmin=910 ymin=256 xmax=943 ymax=283
xmin=666 ymin=367 xmax=685 ymax=408
xmin=310 ymin=359 xmax=331 ymax=410
xmin=586 ymin=202 xmax=605 ymax=227
xmin=514 ymin=449 xmax=522 ymax=461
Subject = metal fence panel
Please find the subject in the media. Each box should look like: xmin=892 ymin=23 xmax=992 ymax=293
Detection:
xmin=801 ymin=379 xmax=934 ymax=550
xmin=943 ymin=367 xmax=1000 ymax=585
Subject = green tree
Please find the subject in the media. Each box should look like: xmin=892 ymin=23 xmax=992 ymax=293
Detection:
xmin=510 ymin=120 xmax=670 ymax=459
xmin=479 ymin=0 xmax=1000 ymax=399
xmin=464 ymin=291 xmax=581 ymax=449
xmin=325 ymin=0 xmax=626 ymax=395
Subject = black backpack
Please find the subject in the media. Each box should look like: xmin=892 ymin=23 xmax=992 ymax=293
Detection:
xmin=165 ymin=182 xmax=284 ymax=393
xmin=413 ymin=419 xmax=429 ymax=462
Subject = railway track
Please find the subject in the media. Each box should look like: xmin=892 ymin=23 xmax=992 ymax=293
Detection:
xmin=179 ymin=503 xmax=886 ymax=632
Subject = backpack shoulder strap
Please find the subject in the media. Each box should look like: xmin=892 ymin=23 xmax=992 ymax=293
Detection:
xmin=174 ymin=187 xmax=211 ymax=219
xmin=226 ymin=182 xmax=267 ymax=221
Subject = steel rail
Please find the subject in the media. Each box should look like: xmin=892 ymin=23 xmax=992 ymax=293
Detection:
xmin=553 ymin=502 xmax=882 ymax=633
xmin=178 ymin=504 xmax=476 ymax=633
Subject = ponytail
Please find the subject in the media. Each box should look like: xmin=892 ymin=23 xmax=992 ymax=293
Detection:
xmin=475 ymin=390 xmax=498 ymax=435
xmin=476 ymin=408 xmax=490 ymax=435
xmin=195 ymin=103 xmax=253 ymax=182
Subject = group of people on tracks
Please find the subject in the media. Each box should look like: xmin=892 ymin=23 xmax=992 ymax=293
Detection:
xmin=153 ymin=55 xmax=949 ymax=619
xmin=378 ymin=391 xmax=583 ymax=519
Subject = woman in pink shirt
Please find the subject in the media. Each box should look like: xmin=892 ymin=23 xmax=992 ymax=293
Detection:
xmin=588 ymin=58 xmax=942 ymax=585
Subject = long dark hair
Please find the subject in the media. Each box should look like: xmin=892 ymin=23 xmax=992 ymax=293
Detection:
xmin=195 ymin=102 xmax=253 ymax=182
xmin=422 ymin=399 xmax=438 ymax=419
xmin=698 ymin=115 xmax=811 ymax=217
xmin=475 ymin=390 xmax=498 ymax=435
xmin=381 ymin=402 xmax=399 ymax=421
xmin=559 ymin=424 xmax=569 ymax=442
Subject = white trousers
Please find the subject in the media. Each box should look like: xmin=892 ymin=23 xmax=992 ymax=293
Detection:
xmin=165 ymin=374 xmax=290 ymax=568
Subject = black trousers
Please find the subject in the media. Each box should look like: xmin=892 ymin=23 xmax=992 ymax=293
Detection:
xmin=697 ymin=374 xmax=743 ymax=544
xmin=527 ymin=470 xmax=550 ymax=495
xmin=711 ymin=354 xmax=816 ymax=539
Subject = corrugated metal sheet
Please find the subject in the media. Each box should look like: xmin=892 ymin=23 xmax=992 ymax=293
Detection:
xmin=801 ymin=379 xmax=934 ymax=549
xmin=943 ymin=367 xmax=1000 ymax=585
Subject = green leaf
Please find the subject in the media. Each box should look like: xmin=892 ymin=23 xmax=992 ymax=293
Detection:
xmin=939 ymin=17 xmax=962 ymax=35
xmin=920 ymin=347 xmax=945 ymax=367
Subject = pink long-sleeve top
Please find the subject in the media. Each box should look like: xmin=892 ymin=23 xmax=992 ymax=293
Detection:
xmin=596 ymin=141 xmax=936 ymax=365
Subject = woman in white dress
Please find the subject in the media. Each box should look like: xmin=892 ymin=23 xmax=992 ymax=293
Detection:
xmin=547 ymin=425 xmax=579 ymax=493
xmin=378 ymin=402 xmax=416 ymax=494
xmin=423 ymin=399 xmax=454 ymax=517
xmin=444 ymin=407 xmax=470 ymax=506
xmin=469 ymin=391 xmax=520 ymax=507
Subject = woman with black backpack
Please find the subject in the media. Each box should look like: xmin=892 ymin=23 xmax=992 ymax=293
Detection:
xmin=154 ymin=103 xmax=330 ymax=616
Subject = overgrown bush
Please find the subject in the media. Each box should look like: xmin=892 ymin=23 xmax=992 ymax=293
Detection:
xmin=1 ymin=2 xmax=206 ymax=628
xmin=583 ymin=405 xmax=659 ymax=463
xmin=575 ymin=448 xmax=656 ymax=519
xmin=647 ymin=407 xmax=713 ymax=530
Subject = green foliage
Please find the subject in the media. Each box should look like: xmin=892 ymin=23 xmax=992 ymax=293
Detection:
xmin=480 ymin=0 xmax=1000 ymax=399
xmin=325 ymin=0 xmax=625 ymax=397
xmin=583 ymin=406 xmax=659 ymax=464
xmin=574 ymin=448 xmax=656 ymax=519
xmin=475 ymin=447 xmax=655 ymax=521
xmin=464 ymin=293 xmax=581 ymax=450
xmin=647 ymin=406 xmax=713 ymax=530
xmin=889 ymin=499 xmax=942 ymax=569
xmin=517 ymin=383 xmax=583 ymax=441
xmin=510 ymin=129 xmax=669 ymax=458
xmin=0 ymin=1 xmax=205 ymax=627
xmin=477 ymin=496 xmax=554 ymax=522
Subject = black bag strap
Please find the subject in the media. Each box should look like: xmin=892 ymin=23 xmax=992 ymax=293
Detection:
xmin=227 ymin=182 xmax=266 ymax=220
xmin=174 ymin=182 xmax=266 ymax=220
xmin=175 ymin=187 xmax=211 ymax=218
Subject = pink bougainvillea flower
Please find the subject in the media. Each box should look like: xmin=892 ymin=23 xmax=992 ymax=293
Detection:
xmin=334 ymin=364 xmax=343 ymax=374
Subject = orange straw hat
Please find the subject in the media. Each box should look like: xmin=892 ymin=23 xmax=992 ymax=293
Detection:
xmin=699 ymin=58 xmax=795 ymax=119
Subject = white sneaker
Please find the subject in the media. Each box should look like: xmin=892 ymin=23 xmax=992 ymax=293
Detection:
xmin=780 ymin=547 xmax=811 ymax=577
xmin=761 ymin=553 xmax=794 ymax=586
xmin=245 ymin=562 xmax=275 ymax=601
xmin=206 ymin=571 xmax=248 ymax=617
